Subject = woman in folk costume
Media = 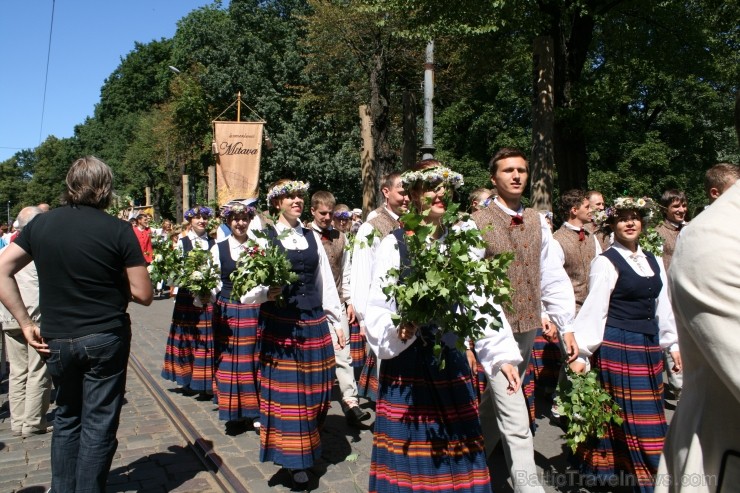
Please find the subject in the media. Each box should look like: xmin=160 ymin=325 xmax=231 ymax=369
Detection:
xmin=210 ymin=203 xmax=263 ymax=432
xmin=364 ymin=162 xmax=522 ymax=493
xmin=161 ymin=206 xmax=217 ymax=395
xmin=257 ymin=179 xmax=343 ymax=489
xmin=571 ymin=197 xmax=682 ymax=493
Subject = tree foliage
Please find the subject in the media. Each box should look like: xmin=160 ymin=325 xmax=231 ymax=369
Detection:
xmin=5 ymin=0 xmax=737 ymax=222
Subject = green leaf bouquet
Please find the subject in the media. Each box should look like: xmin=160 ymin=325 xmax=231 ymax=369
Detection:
xmin=381 ymin=202 xmax=514 ymax=366
xmin=556 ymin=367 xmax=624 ymax=453
xmin=638 ymin=226 xmax=665 ymax=257
xmin=174 ymin=245 xmax=220 ymax=304
xmin=148 ymin=235 xmax=183 ymax=286
xmin=230 ymin=237 xmax=299 ymax=304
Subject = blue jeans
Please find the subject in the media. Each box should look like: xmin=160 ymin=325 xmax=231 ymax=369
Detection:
xmin=45 ymin=327 xmax=131 ymax=493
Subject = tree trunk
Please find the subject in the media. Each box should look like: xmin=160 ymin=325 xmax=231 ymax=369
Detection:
xmin=531 ymin=36 xmax=555 ymax=212
xmin=369 ymin=42 xmax=394 ymax=204
xmin=402 ymin=90 xmax=417 ymax=168
xmin=359 ymin=104 xmax=376 ymax=219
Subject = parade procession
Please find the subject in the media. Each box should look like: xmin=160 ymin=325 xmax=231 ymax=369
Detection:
xmin=1 ymin=2 xmax=739 ymax=493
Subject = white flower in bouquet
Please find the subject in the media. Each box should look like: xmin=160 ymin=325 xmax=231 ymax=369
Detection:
xmin=191 ymin=270 xmax=204 ymax=281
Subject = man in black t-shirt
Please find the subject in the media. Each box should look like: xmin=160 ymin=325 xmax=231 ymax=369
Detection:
xmin=0 ymin=156 xmax=152 ymax=493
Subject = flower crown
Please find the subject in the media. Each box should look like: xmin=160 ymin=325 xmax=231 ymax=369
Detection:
xmin=266 ymin=180 xmax=310 ymax=202
xmin=592 ymin=196 xmax=657 ymax=228
xmin=184 ymin=206 xmax=214 ymax=220
xmin=401 ymin=166 xmax=464 ymax=190
xmin=333 ymin=211 xmax=352 ymax=220
xmin=221 ymin=203 xmax=256 ymax=220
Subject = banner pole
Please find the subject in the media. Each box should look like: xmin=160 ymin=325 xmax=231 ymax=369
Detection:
xmin=237 ymin=92 xmax=241 ymax=122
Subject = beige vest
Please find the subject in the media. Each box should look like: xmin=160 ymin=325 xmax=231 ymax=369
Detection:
xmin=471 ymin=205 xmax=542 ymax=333
xmin=585 ymin=222 xmax=611 ymax=251
xmin=313 ymin=226 xmax=347 ymax=303
xmin=553 ymin=224 xmax=597 ymax=312
xmin=655 ymin=220 xmax=681 ymax=271
xmin=368 ymin=206 xmax=400 ymax=239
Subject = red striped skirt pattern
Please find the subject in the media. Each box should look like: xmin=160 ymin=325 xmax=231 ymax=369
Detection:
xmin=161 ymin=290 xmax=216 ymax=393
xmin=349 ymin=321 xmax=367 ymax=368
xmin=575 ymin=326 xmax=666 ymax=493
xmin=214 ymin=295 xmax=261 ymax=422
xmin=370 ymin=333 xmax=492 ymax=493
xmin=358 ymin=347 xmax=379 ymax=402
xmin=258 ymin=303 xmax=335 ymax=470
xmin=523 ymin=329 xmax=562 ymax=426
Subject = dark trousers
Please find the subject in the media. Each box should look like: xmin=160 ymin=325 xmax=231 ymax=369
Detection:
xmin=46 ymin=327 xmax=131 ymax=493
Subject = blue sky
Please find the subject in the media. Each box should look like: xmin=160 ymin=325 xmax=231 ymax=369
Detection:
xmin=0 ymin=0 xmax=220 ymax=162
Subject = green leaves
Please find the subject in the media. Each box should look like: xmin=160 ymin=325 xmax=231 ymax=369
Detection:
xmin=639 ymin=227 xmax=665 ymax=257
xmin=555 ymin=368 xmax=624 ymax=453
xmin=148 ymin=235 xmax=184 ymax=285
xmin=174 ymin=244 xmax=221 ymax=299
xmin=382 ymin=202 xmax=513 ymax=365
xmin=229 ymin=236 xmax=299 ymax=303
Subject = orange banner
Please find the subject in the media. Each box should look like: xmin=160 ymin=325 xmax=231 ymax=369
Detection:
xmin=213 ymin=121 xmax=264 ymax=204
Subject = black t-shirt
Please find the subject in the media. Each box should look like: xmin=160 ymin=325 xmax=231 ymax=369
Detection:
xmin=14 ymin=204 xmax=146 ymax=338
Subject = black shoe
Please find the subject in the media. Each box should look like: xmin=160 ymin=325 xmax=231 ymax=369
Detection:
xmin=345 ymin=405 xmax=371 ymax=426
xmin=290 ymin=469 xmax=310 ymax=491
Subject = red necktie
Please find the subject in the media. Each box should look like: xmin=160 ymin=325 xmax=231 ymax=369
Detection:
xmin=510 ymin=215 xmax=524 ymax=226
xmin=578 ymin=228 xmax=586 ymax=241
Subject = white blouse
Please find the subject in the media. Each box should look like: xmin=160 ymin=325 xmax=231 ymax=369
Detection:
xmin=573 ymin=241 xmax=679 ymax=366
xmin=364 ymin=232 xmax=522 ymax=381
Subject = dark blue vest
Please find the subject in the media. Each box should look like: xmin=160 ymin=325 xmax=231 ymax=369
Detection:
xmin=602 ymin=248 xmax=662 ymax=335
xmin=217 ymin=240 xmax=237 ymax=299
xmin=181 ymin=235 xmax=215 ymax=254
xmin=267 ymin=226 xmax=322 ymax=310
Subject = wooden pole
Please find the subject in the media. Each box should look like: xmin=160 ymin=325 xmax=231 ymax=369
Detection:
xmin=530 ymin=36 xmax=555 ymax=212
xmin=208 ymin=166 xmax=216 ymax=204
xmin=237 ymin=92 xmax=241 ymax=122
xmin=145 ymin=186 xmax=151 ymax=207
xmin=182 ymin=175 xmax=190 ymax=213
xmin=359 ymin=104 xmax=376 ymax=218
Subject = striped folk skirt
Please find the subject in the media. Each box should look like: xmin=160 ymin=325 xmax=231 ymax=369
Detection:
xmin=358 ymin=347 xmax=379 ymax=402
xmin=349 ymin=321 xmax=367 ymax=368
xmin=161 ymin=290 xmax=216 ymax=393
xmin=575 ymin=326 xmax=666 ymax=493
xmin=370 ymin=336 xmax=492 ymax=493
xmin=258 ymin=303 xmax=335 ymax=470
xmin=523 ymin=329 xmax=563 ymax=425
xmin=214 ymin=295 xmax=261 ymax=422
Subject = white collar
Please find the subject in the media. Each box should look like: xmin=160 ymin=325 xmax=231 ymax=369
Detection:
xmin=383 ymin=206 xmax=400 ymax=221
xmin=275 ymin=220 xmax=304 ymax=236
xmin=493 ymin=197 xmax=524 ymax=216
xmin=612 ymin=240 xmax=646 ymax=260
xmin=226 ymin=235 xmax=248 ymax=250
xmin=563 ymin=221 xmax=587 ymax=232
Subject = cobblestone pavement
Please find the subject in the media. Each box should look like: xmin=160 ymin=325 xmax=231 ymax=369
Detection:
xmin=1 ymin=296 xmax=677 ymax=492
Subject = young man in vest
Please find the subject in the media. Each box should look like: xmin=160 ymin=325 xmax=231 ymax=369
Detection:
xmin=308 ymin=191 xmax=371 ymax=426
xmin=350 ymin=172 xmax=409 ymax=334
xmin=350 ymin=172 xmax=409 ymax=401
xmin=552 ymin=189 xmax=602 ymax=312
xmin=586 ymin=189 xmax=611 ymax=251
xmin=469 ymin=148 xmax=577 ymax=493
xmin=653 ymin=189 xmax=688 ymax=400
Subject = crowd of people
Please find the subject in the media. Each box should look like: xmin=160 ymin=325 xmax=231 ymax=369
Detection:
xmin=1 ymin=152 xmax=739 ymax=493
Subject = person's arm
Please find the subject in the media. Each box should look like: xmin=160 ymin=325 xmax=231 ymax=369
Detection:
xmin=349 ymin=222 xmax=377 ymax=328
xmin=539 ymin=215 xmax=578 ymax=361
xmin=364 ymin=235 xmax=418 ymax=359
xmin=570 ymin=255 xmax=617 ymax=371
xmin=127 ymin=265 xmax=153 ymax=305
xmin=655 ymin=257 xmax=681 ymax=372
xmin=0 ymin=243 xmax=46 ymax=352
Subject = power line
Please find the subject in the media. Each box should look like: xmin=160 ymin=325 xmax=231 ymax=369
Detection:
xmin=39 ymin=0 xmax=56 ymax=145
